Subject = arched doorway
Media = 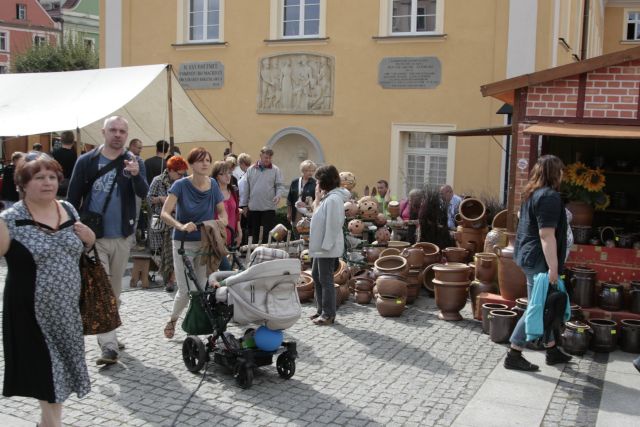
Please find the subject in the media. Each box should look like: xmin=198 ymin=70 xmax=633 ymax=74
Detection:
xmin=266 ymin=127 xmax=325 ymax=184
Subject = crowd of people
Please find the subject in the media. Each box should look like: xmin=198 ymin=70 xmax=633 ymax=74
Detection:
xmin=1 ymin=118 xmax=639 ymax=427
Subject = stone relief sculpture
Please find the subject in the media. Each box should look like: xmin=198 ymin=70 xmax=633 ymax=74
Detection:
xmin=258 ymin=53 xmax=334 ymax=115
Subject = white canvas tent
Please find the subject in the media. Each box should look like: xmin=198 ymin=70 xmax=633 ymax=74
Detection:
xmin=0 ymin=64 xmax=227 ymax=147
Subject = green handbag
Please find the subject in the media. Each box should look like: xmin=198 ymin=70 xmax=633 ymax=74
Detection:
xmin=181 ymin=291 xmax=214 ymax=335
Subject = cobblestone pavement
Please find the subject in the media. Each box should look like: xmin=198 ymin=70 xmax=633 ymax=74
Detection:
xmin=0 ymin=258 xmax=638 ymax=426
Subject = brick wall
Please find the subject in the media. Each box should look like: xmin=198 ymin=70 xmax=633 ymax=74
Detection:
xmin=526 ymin=77 xmax=579 ymax=117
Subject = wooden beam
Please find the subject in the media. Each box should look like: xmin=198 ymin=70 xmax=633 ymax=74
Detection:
xmin=576 ymin=73 xmax=587 ymax=118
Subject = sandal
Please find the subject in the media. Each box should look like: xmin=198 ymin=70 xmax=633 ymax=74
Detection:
xmin=164 ymin=320 xmax=177 ymax=339
xmin=313 ymin=316 xmax=335 ymax=326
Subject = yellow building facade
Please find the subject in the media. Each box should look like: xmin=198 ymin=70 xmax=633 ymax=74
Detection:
xmin=100 ymin=0 xmax=609 ymax=201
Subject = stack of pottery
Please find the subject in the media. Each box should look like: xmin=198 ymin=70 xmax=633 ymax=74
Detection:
xmin=455 ymin=198 xmax=488 ymax=257
xmin=599 ymin=282 xmax=624 ymax=311
xmin=493 ymin=232 xmax=527 ymax=301
xmin=620 ymin=319 xmax=640 ymax=353
xmin=488 ymin=309 xmax=518 ymax=343
xmin=358 ymin=196 xmax=379 ymax=221
xmin=481 ymin=303 xmax=508 ymax=334
xmin=374 ymin=256 xmax=409 ymax=317
xmin=484 ymin=209 xmax=508 ymax=253
xmin=561 ymin=321 xmax=591 ymax=355
xmin=589 ymin=318 xmax=618 ymax=352
xmin=353 ymin=275 xmax=375 ymax=304
xmin=469 ymin=252 xmax=499 ymax=318
xmin=630 ymin=281 xmax=640 ymax=314
xmin=296 ymin=273 xmax=314 ymax=303
xmin=401 ymin=247 xmax=425 ymax=304
xmin=568 ymin=266 xmax=596 ymax=308
xmin=432 ymin=263 xmax=472 ymax=321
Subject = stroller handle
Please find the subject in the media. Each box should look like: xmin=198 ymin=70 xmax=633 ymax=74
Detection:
xmin=178 ymin=222 xmax=204 ymax=255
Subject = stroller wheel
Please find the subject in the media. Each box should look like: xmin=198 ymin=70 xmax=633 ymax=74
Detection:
xmin=182 ymin=336 xmax=207 ymax=373
xmin=276 ymin=352 xmax=296 ymax=379
xmin=236 ymin=363 xmax=253 ymax=389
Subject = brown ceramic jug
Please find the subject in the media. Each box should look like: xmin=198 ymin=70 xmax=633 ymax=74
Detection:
xmin=412 ymin=242 xmax=441 ymax=266
xmin=473 ymin=252 xmax=498 ymax=283
xmin=458 ymin=198 xmax=487 ymax=229
xmin=493 ymin=232 xmax=527 ymax=301
xmin=469 ymin=280 xmax=497 ymax=319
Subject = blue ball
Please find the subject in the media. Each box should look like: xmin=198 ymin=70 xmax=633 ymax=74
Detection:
xmin=254 ymin=326 xmax=283 ymax=352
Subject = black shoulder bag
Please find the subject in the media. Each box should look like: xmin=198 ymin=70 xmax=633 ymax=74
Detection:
xmin=80 ymin=155 xmax=124 ymax=238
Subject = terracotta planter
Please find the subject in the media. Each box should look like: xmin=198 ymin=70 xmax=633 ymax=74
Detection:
xmin=589 ymin=318 xmax=618 ymax=352
xmin=376 ymin=295 xmax=406 ymax=317
xmin=473 ymin=252 xmax=498 ymax=283
xmin=412 ymin=242 xmax=441 ymax=266
xmin=433 ymin=279 xmax=470 ymax=321
xmin=354 ymin=276 xmax=375 ymax=292
xmin=376 ymin=274 xmax=408 ymax=298
xmin=454 ymin=226 xmax=488 ymax=256
xmin=333 ymin=259 xmax=350 ymax=286
xmin=469 ymin=280 xmax=497 ymax=319
xmin=620 ymin=319 xmax=640 ymax=353
xmin=354 ymin=289 xmax=373 ymax=304
xmin=442 ymin=247 xmax=469 ymax=263
xmin=401 ymin=247 xmax=425 ymax=270
xmin=481 ymin=303 xmax=508 ymax=334
xmin=511 ymin=298 xmax=528 ymax=321
xmin=493 ymin=232 xmax=527 ymax=301
xmin=561 ymin=321 xmax=591 ymax=355
xmin=566 ymin=200 xmax=594 ymax=226
xmin=335 ymin=283 xmax=348 ymax=306
xmin=488 ymin=309 xmax=517 ymax=343
xmin=598 ymin=282 xmax=624 ymax=312
xmin=374 ymin=255 xmax=409 ymax=277
xmin=432 ymin=263 xmax=472 ymax=283
xmin=387 ymin=201 xmax=401 ymax=219
xmin=458 ymin=198 xmax=487 ymax=229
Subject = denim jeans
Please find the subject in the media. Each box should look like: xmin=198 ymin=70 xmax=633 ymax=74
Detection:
xmin=312 ymin=257 xmax=337 ymax=318
xmin=509 ymin=272 xmax=556 ymax=347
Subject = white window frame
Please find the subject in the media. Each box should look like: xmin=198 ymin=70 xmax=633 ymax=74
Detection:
xmin=16 ymin=4 xmax=27 ymax=20
xmin=0 ymin=31 xmax=8 ymax=52
xmin=33 ymin=34 xmax=46 ymax=46
xmin=379 ymin=0 xmax=444 ymax=37
xmin=390 ymin=123 xmax=455 ymax=199
xmin=269 ymin=0 xmax=326 ymax=40
xmin=282 ymin=0 xmax=320 ymax=38
xmin=177 ymin=0 xmax=225 ymax=44
xmin=624 ymin=9 xmax=640 ymax=41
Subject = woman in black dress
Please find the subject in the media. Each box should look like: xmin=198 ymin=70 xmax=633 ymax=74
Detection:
xmin=287 ymin=160 xmax=317 ymax=236
xmin=0 ymin=153 xmax=95 ymax=427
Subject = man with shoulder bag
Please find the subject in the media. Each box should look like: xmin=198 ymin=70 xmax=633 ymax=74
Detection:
xmin=68 ymin=116 xmax=149 ymax=365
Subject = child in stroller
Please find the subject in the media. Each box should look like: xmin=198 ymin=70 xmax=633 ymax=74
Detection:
xmin=180 ymin=245 xmax=302 ymax=389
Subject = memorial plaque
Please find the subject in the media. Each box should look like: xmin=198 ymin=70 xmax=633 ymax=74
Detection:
xmin=378 ymin=57 xmax=441 ymax=89
xmin=178 ymin=61 xmax=224 ymax=89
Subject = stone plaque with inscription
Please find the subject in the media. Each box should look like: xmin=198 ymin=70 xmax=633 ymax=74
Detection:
xmin=378 ymin=57 xmax=441 ymax=89
xmin=178 ymin=61 xmax=224 ymax=89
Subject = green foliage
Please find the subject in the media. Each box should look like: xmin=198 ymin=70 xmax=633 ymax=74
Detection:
xmin=13 ymin=35 xmax=98 ymax=73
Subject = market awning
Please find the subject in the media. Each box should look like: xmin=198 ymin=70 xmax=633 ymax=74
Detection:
xmin=523 ymin=123 xmax=640 ymax=139
xmin=0 ymin=64 xmax=227 ymax=146
xmin=435 ymin=125 xmax=512 ymax=137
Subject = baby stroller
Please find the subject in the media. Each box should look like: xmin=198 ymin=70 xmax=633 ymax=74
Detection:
xmin=179 ymin=243 xmax=301 ymax=389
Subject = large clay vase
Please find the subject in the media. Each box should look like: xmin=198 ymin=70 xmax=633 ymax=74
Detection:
xmin=442 ymin=247 xmax=469 ymax=264
xmin=433 ymin=280 xmax=470 ymax=321
xmin=473 ymin=252 xmax=498 ymax=283
xmin=488 ymin=309 xmax=517 ymax=343
xmin=432 ymin=263 xmax=472 ymax=283
xmin=566 ymin=200 xmax=594 ymax=226
xmin=620 ymin=319 xmax=640 ymax=353
xmin=376 ymin=295 xmax=405 ymax=317
xmin=589 ymin=318 xmax=618 ymax=352
xmin=469 ymin=280 xmax=497 ymax=319
xmin=493 ymin=232 xmax=527 ymax=301
xmin=412 ymin=242 xmax=441 ymax=266
xmin=454 ymin=227 xmax=488 ymax=256
xmin=458 ymin=198 xmax=487 ymax=229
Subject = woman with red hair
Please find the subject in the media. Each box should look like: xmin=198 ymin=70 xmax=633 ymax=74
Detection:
xmin=147 ymin=155 xmax=189 ymax=292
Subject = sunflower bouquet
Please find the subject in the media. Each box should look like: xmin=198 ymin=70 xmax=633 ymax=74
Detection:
xmin=561 ymin=162 xmax=610 ymax=210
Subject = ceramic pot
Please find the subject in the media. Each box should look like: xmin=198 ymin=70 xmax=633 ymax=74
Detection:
xmin=511 ymin=297 xmax=528 ymax=321
xmin=421 ymin=263 xmax=441 ymax=294
xmin=387 ymin=240 xmax=411 ymax=249
xmin=492 ymin=210 xmax=508 ymax=229
xmin=354 ymin=276 xmax=375 ymax=292
xmin=588 ymin=318 xmax=618 ymax=352
xmin=432 ymin=263 xmax=472 ymax=283
xmin=629 ymin=290 xmax=640 ymax=314
xmin=469 ymin=280 xmax=497 ymax=319
xmin=379 ymin=247 xmax=401 ymax=257
xmin=433 ymin=279 xmax=470 ymax=321
xmin=374 ymin=255 xmax=409 ymax=277
xmin=493 ymin=232 xmax=527 ymax=301
xmin=442 ymin=247 xmax=469 ymax=264
xmin=359 ymin=199 xmax=379 ymax=220
xmin=620 ymin=319 xmax=640 ymax=353
xmin=333 ymin=259 xmax=350 ymax=286
xmin=348 ymin=219 xmax=365 ymax=235
xmin=375 ymin=227 xmax=391 ymax=245
xmin=569 ymin=267 xmax=596 ymax=308
xmin=481 ymin=303 xmax=508 ymax=334
xmin=344 ymin=201 xmax=359 ymax=219
xmin=412 ymin=242 xmax=441 ymax=266
xmin=354 ymin=289 xmax=373 ymax=304
xmin=561 ymin=321 xmax=591 ymax=356
xmin=335 ymin=283 xmax=349 ymax=306
xmin=489 ymin=309 xmax=517 ymax=343
xmin=270 ymin=223 xmax=288 ymax=242
xmin=567 ymin=200 xmax=594 ymax=226
xmin=405 ymin=269 xmax=422 ymax=304
xmin=374 ymin=213 xmax=388 ymax=227
xmin=630 ymin=280 xmax=640 ymax=291
xmin=484 ymin=227 xmax=507 ymax=253
xmin=454 ymin=227 xmax=488 ymax=256
xmin=363 ymin=246 xmax=382 ymax=265
xmin=401 ymin=247 xmax=425 ymax=270
xmin=296 ymin=273 xmax=315 ymax=303
xmin=340 ymin=171 xmax=356 ymax=190
xmin=458 ymin=198 xmax=487 ymax=229
xmin=473 ymin=252 xmax=498 ymax=283
xmin=376 ymin=274 xmax=408 ymax=298
xmin=570 ymin=304 xmax=583 ymax=321
xmin=599 ymin=282 xmax=624 ymax=312
xmin=295 ymin=217 xmax=310 ymax=235
xmin=376 ymin=295 xmax=405 ymax=317
xmin=387 ymin=201 xmax=401 ymax=219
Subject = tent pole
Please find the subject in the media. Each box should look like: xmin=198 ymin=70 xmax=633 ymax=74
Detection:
xmin=166 ymin=65 xmax=175 ymax=153
xmin=76 ymin=126 xmax=81 ymax=155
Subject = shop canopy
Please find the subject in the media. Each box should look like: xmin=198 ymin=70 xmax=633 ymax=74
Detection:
xmin=0 ymin=64 xmax=227 ymax=146
xmin=523 ymin=123 xmax=640 ymax=139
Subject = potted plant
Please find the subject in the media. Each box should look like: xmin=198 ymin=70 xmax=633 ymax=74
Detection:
xmin=561 ymin=162 xmax=610 ymax=226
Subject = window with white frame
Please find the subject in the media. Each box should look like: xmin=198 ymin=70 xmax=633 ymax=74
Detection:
xmin=0 ymin=32 xmax=8 ymax=52
xmin=33 ymin=35 xmax=46 ymax=46
xmin=188 ymin=0 xmax=221 ymax=42
xmin=404 ymin=131 xmax=448 ymax=194
xmin=626 ymin=11 xmax=640 ymax=40
xmin=16 ymin=4 xmax=27 ymax=20
xmin=391 ymin=0 xmax=439 ymax=34
xmin=283 ymin=0 xmax=320 ymax=37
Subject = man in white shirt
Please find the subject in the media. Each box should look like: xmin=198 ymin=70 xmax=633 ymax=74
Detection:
xmin=440 ymin=184 xmax=462 ymax=230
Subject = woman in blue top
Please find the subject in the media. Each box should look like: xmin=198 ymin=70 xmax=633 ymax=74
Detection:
xmin=504 ymin=154 xmax=572 ymax=371
xmin=160 ymin=147 xmax=227 ymax=339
